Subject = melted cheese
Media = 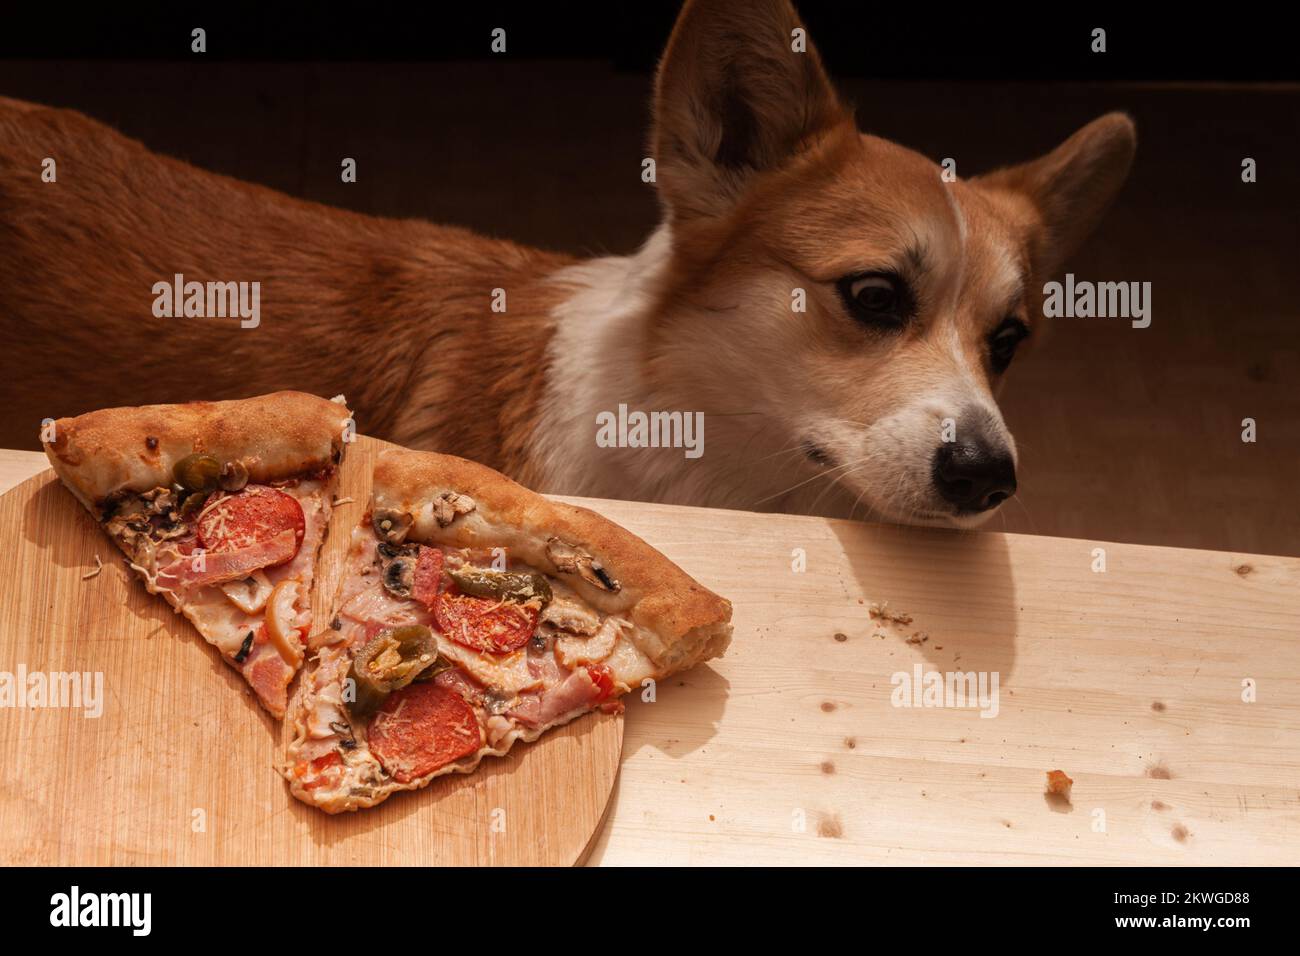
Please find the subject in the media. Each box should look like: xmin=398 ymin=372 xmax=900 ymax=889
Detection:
xmin=603 ymin=632 xmax=656 ymax=689
xmin=434 ymin=635 xmax=540 ymax=695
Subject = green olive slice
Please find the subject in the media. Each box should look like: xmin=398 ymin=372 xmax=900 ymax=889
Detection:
xmin=447 ymin=566 xmax=552 ymax=607
xmin=345 ymin=625 xmax=438 ymax=717
xmin=172 ymin=453 xmax=221 ymax=493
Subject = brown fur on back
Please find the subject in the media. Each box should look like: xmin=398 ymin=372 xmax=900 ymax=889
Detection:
xmin=0 ymin=100 xmax=576 ymax=482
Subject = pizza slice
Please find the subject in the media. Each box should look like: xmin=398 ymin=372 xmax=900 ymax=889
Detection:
xmin=42 ymin=391 xmax=353 ymax=718
xmin=284 ymin=448 xmax=732 ymax=812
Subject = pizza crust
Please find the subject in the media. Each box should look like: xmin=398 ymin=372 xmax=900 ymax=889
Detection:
xmin=42 ymin=391 xmax=353 ymax=511
xmin=371 ymin=448 xmax=732 ymax=674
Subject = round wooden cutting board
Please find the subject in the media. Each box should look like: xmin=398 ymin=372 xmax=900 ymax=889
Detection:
xmin=0 ymin=435 xmax=622 ymax=866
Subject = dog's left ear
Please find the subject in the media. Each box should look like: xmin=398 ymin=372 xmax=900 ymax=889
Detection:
xmin=977 ymin=113 xmax=1137 ymax=277
xmin=652 ymin=0 xmax=850 ymax=223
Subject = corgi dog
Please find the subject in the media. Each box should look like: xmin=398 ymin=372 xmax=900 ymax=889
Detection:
xmin=0 ymin=0 xmax=1134 ymax=527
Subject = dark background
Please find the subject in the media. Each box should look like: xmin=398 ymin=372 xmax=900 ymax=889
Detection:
xmin=1 ymin=3 xmax=1296 ymax=555
xmin=4 ymin=3 xmax=1298 ymax=81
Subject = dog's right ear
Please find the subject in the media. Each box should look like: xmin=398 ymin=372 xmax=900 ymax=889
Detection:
xmin=651 ymin=0 xmax=849 ymax=223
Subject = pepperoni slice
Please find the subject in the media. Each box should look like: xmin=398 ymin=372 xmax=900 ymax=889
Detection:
xmin=367 ymin=682 xmax=482 ymax=783
xmin=197 ymin=484 xmax=305 ymax=561
xmin=411 ymin=546 xmax=443 ymax=610
xmin=434 ymin=588 xmax=539 ymax=654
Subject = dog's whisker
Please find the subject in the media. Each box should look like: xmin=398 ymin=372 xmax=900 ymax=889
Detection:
xmin=751 ymin=454 xmax=875 ymax=508
xmin=1007 ymin=490 xmax=1037 ymax=533
xmin=752 ymin=441 xmax=817 ymax=466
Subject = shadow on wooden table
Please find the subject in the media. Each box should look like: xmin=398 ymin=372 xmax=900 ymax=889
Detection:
xmin=621 ymin=662 xmax=729 ymax=761
xmin=21 ymin=467 xmax=289 ymax=730
xmin=829 ymin=521 xmax=1020 ymax=683
xmin=20 ymin=475 xmax=94 ymax=571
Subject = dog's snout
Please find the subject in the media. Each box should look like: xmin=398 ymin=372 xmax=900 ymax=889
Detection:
xmin=931 ymin=437 xmax=1017 ymax=513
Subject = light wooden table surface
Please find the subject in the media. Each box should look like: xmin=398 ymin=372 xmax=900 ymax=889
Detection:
xmin=3 ymin=448 xmax=1297 ymax=865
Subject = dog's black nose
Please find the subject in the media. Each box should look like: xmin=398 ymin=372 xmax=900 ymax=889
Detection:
xmin=931 ymin=439 xmax=1017 ymax=513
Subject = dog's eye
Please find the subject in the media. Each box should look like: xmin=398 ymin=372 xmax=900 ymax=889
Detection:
xmin=989 ymin=318 xmax=1029 ymax=373
xmin=837 ymin=272 xmax=911 ymax=329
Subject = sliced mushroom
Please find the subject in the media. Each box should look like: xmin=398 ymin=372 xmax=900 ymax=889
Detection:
xmin=382 ymin=555 xmax=416 ymax=598
xmin=141 ymin=486 xmax=177 ymax=513
xmin=545 ymin=536 xmax=620 ymax=593
xmin=219 ymin=459 xmax=249 ymax=492
xmin=555 ymin=616 xmax=623 ymax=669
xmin=433 ymin=491 xmax=476 ymax=528
xmin=219 ymin=570 xmax=274 ymax=614
xmin=377 ymin=541 xmax=419 ymax=561
xmin=540 ymin=594 xmax=601 ymax=635
xmin=372 ymin=507 xmax=413 ymax=544
xmin=125 ymin=515 xmax=152 ymax=535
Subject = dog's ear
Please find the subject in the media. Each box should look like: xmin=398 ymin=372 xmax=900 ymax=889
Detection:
xmin=652 ymin=0 xmax=849 ymax=222
xmin=977 ymin=113 xmax=1137 ymax=277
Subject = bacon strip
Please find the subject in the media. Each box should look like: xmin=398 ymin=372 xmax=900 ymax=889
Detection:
xmin=245 ymin=641 xmax=296 ymax=718
xmin=161 ymin=529 xmax=297 ymax=589
xmin=537 ymin=668 xmax=602 ymax=725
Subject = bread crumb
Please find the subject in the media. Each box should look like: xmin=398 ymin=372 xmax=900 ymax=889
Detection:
xmin=904 ymin=631 xmax=929 ymax=645
xmin=868 ymin=601 xmax=913 ymax=626
xmin=1045 ymin=770 xmax=1073 ymax=799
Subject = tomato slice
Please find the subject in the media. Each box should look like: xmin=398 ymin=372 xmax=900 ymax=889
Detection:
xmin=197 ymin=484 xmax=305 ymax=561
xmin=586 ymin=663 xmax=615 ymax=701
xmin=434 ymin=587 xmax=538 ymax=654
xmin=297 ymin=751 xmax=343 ymax=791
xmin=411 ymin=546 xmax=443 ymax=610
xmin=367 ymin=682 xmax=482 ymax=784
